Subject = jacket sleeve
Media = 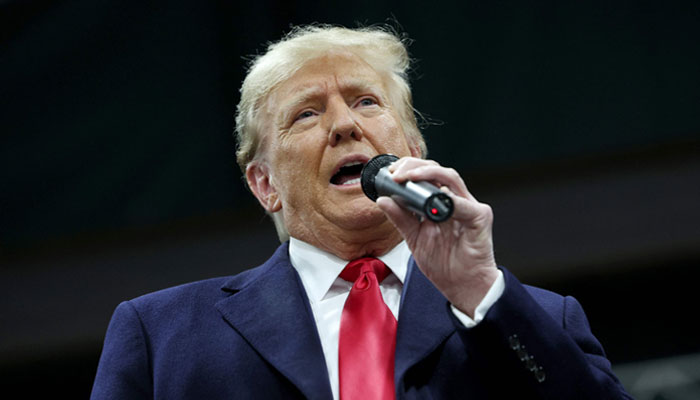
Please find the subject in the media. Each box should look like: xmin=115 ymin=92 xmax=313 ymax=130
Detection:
xmin=453 ymin=267 xmax=633 ymax=399
xmin=90 ymin=301 xmax=153 ymax=400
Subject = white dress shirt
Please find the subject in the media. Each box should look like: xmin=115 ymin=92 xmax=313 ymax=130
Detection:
xmin=288 ymin=237 xmax=505 ymax=400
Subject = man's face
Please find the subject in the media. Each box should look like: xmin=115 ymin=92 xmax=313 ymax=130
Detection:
xmin=248 ymin=52 xmax=419 ymax=244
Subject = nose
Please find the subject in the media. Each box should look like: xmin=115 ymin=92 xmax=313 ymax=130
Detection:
xmin=327 ymin=100 xmax=363 ymax=146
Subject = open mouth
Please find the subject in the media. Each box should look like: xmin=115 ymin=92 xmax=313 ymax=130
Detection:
xmin=330 ymin=161 xmax=365 ymax=186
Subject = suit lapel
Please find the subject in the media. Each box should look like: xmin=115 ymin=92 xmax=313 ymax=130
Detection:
xmin=215 ymin=243 xmax=332 ymax=400
xmin=395 ymin=259 xmax=456 ymax=385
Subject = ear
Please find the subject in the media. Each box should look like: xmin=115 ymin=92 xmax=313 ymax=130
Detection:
xmin=246 ymin=161 xmax=282 ymax=213
xmin=409 ymin=141 xmax=423 ymax=159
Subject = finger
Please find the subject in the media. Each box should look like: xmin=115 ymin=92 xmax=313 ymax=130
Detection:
xmin=388 ymin=157 xmax=438 ymax=175
xmin=376 ymin=196 xmax=421 ymax=237
xmin=445 ymin=191 xmax=494 ymax=228
xmin=399 ymin=165 xmax=473 ymax=200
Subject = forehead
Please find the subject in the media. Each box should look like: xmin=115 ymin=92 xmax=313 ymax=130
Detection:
xmin=268 ymin=52 xmax=387 ymax=105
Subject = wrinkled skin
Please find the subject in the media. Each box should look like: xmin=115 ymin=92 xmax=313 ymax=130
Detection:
xmin=246 ymin=52 xmax=498 ymax=317
xmin=378 ymin=158 xmax=498 ymax=317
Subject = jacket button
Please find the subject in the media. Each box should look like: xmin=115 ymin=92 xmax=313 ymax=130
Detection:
xmin=534 ymin=367 xmax=546 ymax=383
xmin=524 ymin=356 xmax=537 ymax=371
xmin=517 ymin=346 xmax=528 ymax=361
xmin=508 ymin=334 xmax=520 ymax=350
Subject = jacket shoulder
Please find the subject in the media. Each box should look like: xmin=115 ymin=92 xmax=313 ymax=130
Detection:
xmin=127 ymin=242 xmax=291 ymax=317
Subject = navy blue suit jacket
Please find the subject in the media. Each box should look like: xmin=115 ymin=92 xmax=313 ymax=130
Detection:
xmin=91 ymin=242 xmax=631 ymax=399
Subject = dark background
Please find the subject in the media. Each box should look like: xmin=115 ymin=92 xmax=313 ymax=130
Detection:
xmin=1 ymin=0 xmax=699 ymax=398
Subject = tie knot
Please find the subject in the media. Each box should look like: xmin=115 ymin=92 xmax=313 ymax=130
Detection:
xmin=339 ymin=257 xmax=391 ymax=286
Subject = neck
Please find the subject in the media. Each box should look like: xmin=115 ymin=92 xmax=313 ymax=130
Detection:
xmin=289 ymin=219 xmax=403 ymax=260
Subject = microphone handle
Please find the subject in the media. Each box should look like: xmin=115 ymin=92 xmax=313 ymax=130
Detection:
xmin=374 ymin=168 xmax=454 ymax=222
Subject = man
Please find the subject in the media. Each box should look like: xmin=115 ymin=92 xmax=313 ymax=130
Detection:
xmin=91 ymin=25 xmax=631 ymax=399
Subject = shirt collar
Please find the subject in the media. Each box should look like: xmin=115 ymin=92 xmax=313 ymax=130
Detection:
xmin=289 ymin=237 xmax=411 ymax=303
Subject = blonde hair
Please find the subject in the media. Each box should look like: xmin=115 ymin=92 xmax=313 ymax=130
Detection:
xmin=234 ymin=24 xmax=427 ymax=241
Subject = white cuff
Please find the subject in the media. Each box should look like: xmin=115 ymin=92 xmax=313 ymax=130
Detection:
xmin=450 ymin=269 xmax=505 ymax=328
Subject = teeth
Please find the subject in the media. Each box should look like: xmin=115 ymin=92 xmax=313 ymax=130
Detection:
xmin=342 ymin=161 xmax=363 ymax=168
xmin=342 ymin=177 xmax=361 ymax=185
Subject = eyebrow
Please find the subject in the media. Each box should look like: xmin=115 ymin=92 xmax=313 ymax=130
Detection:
xmin=282 ymin=86 xmax=326 ymax=113
xmin=341 ymin=77 xmax=385 ymax=97
xmin=275 ymin=86 xmax=324 ymax=127
xmin=278 ymin=77 xmax=384 ymax=120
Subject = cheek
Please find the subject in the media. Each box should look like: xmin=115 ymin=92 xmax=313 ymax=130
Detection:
xmin=270 ymin=139 xmax=323 ymax=196
xmin=374 ymin=114 xmax=411 ymax=151
xmin=270 ymin=168 xmax=305 ymax=209
xmin=278 ymin=129 xmax=326 ymax=159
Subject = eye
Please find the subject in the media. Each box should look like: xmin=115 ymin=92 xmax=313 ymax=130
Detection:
xmin=294 ymin=110 xmax=315 ymax=122
xmin=357 ymin=97 xmax=377 ymax=107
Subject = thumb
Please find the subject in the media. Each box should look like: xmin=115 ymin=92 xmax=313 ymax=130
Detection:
xmin=376 ymin=196 xmax=420 ymax=238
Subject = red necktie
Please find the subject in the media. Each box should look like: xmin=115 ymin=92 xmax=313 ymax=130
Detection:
xmin=338 ymin=257 xmax=397 ymax=400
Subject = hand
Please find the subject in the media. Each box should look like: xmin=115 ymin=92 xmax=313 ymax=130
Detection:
xmin=376 ymin=157 xmax=499 ymax=318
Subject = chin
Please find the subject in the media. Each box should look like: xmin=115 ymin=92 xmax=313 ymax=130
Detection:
xmin=333 ymin=201 xmax=388 ymax=231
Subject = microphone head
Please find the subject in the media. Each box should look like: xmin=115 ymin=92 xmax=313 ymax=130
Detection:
xmin=361 ymin=154 xmax=399 ymax=201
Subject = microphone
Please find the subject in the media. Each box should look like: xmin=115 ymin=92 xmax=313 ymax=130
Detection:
xmin=361 ymin=154 xmax=454 ymax=222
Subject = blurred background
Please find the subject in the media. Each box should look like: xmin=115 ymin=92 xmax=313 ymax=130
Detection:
xmin=1 ymin=0 xmax=699 ymax=398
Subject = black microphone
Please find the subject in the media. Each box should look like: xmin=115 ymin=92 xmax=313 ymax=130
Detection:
xmin=361 ymin=154 xmax=454 ymax=222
